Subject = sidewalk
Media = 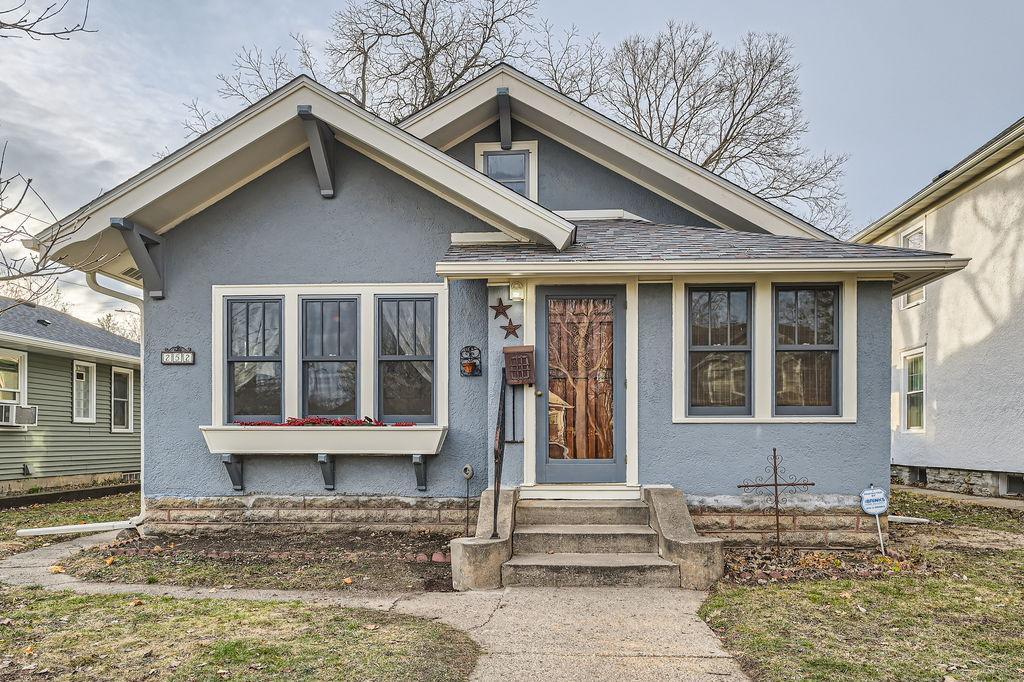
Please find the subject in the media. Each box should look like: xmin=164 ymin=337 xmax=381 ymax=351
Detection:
xmin=895 ymin=484 xmax=1024 ymax=511
xmin=0 ymin=532 xmax=748 ymax=681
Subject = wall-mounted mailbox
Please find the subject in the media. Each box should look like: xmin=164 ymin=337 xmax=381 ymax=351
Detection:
xmin=502 ymin=345 xmax=535 ymax=385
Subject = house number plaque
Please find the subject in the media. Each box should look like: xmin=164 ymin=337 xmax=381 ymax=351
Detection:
xmin=161 ymin=346 xmax=195 ymax=365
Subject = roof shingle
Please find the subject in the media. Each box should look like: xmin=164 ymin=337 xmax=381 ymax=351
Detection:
xmin=0 ymin=297 xmax=139 ymax=357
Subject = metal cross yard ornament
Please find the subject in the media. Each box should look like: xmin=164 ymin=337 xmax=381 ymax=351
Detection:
xmin=738 ymin=448 xmax=815 ymax=552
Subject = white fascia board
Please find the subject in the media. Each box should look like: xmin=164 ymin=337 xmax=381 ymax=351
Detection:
xmin=435 ymin=256 xmax=971 ymax=286
xmin=0 ymin=331 xmax=140 ymax=366
xmin=554 ymin=209 xmax=650 ymax=222
xmin=403 ymin=65 xmax=832 ymax=241
xmin=37 ymin=76 xmax=575 ymax=253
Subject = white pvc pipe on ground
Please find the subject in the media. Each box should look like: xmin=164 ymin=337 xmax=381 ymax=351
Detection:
xmin=16 ymin=517 xmax=142 ymax=537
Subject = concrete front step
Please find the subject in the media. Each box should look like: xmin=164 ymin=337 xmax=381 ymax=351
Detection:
xmin=514 ymin=499 xmax=650 ymax=526
xmin=502 ymin=552 xmax=680 ymax=587
xmin=513 ymin=524 xmax=659 ymax=554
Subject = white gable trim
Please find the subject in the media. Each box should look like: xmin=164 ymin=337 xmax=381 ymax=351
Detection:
xmin=36 ymin=76 xmax=576 ymax=264
xmin=403 ymin=65 xmax=832 ymax=241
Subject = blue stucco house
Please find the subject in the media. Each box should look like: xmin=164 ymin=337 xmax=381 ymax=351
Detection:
xmin=37 ymin=65 xmax=966 ymax=587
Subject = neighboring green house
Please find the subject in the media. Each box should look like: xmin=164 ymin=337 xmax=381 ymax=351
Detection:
xmin=0 ymin=297 xmax=140 ymax=494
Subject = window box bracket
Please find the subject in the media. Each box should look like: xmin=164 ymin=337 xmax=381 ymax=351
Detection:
xmin=221 ymin=454 xmax=244 ymax=491
xmin=317 ymin=453 xmax=336 ymax=490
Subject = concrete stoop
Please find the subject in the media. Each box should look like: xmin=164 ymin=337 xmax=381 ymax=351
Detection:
xmin=451 ymin=486 xmax=725 ymax=591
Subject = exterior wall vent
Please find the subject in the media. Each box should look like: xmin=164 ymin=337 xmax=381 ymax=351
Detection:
xmin=120 ymin=267 xmax=143 ymax=281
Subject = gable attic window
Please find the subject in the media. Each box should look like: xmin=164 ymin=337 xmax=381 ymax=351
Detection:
xmin=901 ymin=224 xmax=926 ymax=308
xmin=475 ymin=141 xmax=538 ymax=201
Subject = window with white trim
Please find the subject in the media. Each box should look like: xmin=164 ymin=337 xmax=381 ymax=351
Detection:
xmin=903 ymin=349 xmax=925 ymax=431
xmin=774 ymin=285 xmax=840 ymax=415
xmin=111 ymin=367 xmax=134 ymax=432
xmin=73 ymin=360 xmax=96 ymax=423
xmin=901 ymin=225 xmax=926 ymax=307
xmin=227 ymin=298 xmax=283 ymax=423
xmin=475 ymin=141 xmax=538 ymax=201
xmin=0 ymin=349 xmax=27 ymax=405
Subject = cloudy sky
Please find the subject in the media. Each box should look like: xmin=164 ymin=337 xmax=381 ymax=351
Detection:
xmin=3 ymin=0 xmax=1023 ymax=320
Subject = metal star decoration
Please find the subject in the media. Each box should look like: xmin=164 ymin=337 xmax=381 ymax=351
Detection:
xmin=500 ymin=320 xmax=521 ymax=339
xmin=489 ymin=298 xmax=512 ymax=319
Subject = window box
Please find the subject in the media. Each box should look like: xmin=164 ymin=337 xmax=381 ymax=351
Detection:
xmin=199 ymin=424 xmax=448 ymax=455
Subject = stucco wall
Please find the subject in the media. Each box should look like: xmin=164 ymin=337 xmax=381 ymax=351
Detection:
xmin=884 ymin=155 xmax=1024 ymax=475
xmin=143 ymin=143 xmax=491 ymax=499
xmin=446 ymin=120 xmax=715 ymax=227
xmin=637 ymin=281 xmax=892 ymax=498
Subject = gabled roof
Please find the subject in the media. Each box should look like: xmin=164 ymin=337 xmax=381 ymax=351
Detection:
xmin=438 ymin=219 xmax=969 ymax=296
xmin=402 ymin=63 xmax=834 ymax=241
xmin=853 ymin=112 xmax=1024 ymax=244
xmin=0 ymin=297 xmax=139 ymax=363
xmin=34 ymin=75 xmax=577 ymax=285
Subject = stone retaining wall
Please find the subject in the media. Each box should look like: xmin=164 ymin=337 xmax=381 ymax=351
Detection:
xmin=689 ymin=506 xmax=886 ymax=548
xmin=144 ymin=495 xmax=479 ymax=535
xmin=891 ymin=465 xmax=1004 ymax=497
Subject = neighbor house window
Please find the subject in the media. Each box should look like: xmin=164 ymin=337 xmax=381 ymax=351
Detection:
xmin=774 ymin=285 xmax=840 ymax=415
xmin=901 ymin=225 xmax=926 ymax=307
xmin=687 ymin=286 xmax=751 ymax=415
xmin=302 ymin=298 xmax=358 ymax=417
xmin=903 ymin=349 xmax=925 ymax=431
xmin=111 ymin=367 xmax=133 ymax=432
xmin=227 ymin=298 xmax=283 ymax=422
xmin=378 ymin=297 xmax=435 ymax=423
xmin=73 ymin=360 xmax=96 ymax=423
xmin=0 ymin=349 xmax=26 ymax=405
xmin=475 ymin=141 xmax=538 ymax=200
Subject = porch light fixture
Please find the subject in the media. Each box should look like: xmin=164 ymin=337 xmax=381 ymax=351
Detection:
xmin=508 ymin=280 xmax=525 ymax=301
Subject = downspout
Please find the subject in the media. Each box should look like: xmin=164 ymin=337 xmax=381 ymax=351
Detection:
xmin=17 ymin=272 xmax=150 ymax=537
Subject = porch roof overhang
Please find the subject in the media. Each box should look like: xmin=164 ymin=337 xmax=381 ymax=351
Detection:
xmin=31 ymin=76 xmax=576 ymax=287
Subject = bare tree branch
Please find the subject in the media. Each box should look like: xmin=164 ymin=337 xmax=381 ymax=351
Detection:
xmin=532 ymin=21 xmax=605 ymax=104
xmin=0 ymin=0 xmax=92 ymax=39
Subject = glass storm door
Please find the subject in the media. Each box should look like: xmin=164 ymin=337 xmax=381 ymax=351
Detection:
xmin=536 ymin=286 xmax=626 ymax=484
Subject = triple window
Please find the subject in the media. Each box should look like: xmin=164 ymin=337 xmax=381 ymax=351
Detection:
xmin=225 ymin=294 xmax=437 ymax=424
xmin=684 ymin=283 xmax=842 ymax=417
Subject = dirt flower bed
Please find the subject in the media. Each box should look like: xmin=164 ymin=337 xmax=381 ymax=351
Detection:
xmin=723 ymin=546 xmax=931 ymax=585
xmin=65 ymin=529 xmax=459 ymax=592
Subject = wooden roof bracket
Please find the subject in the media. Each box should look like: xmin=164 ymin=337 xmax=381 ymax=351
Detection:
xmin=497 ymin=87 xmax=512 ymax=150
xmin=110 ymin=218 xmax=164 ymax=299
xmin=297 ymin=104 xmax=337 ymax=198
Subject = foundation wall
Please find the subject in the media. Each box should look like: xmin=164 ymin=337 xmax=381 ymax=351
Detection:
xmin=689 ymin=505 xmax=887 ymax=548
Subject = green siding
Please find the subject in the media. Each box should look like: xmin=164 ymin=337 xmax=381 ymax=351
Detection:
xmin=0 ymin=352 xmax=141 ymax=482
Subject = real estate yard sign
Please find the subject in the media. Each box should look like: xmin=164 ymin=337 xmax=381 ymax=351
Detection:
xmin=860 ymin=485 xmax=889 ymax=555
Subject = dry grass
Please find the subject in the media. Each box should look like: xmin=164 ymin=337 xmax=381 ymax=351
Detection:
xmin=890 ymin=489 xmax=1024 ymax=533
xmin=0 ymin=493 xmax=140 ymax=560
xmin=0 ymin=587 xmax=479 ymax=681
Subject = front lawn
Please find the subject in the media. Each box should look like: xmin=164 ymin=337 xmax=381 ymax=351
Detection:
xmin=0 ymin=493 xmax=140 ymax=560
xmin=65 ymin=529 xmax=456 ymax=592
xmin=701 ymin=491 xmax=1024 ymax=681
xmin=890 ymin=489 xmax=1024 ymax=532
xmin=0 ymin=587 xmax=479 ymax=681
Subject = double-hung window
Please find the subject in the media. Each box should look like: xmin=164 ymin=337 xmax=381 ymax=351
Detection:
xmin=484 ymin=151 xmax=529 ymax=197
xmin=0 ymin=349 xmax=26 ymax=405
xmin=774 ymin=285 xmax=840 ymax=415
xmin=687 ymin=287 xmax=751 ymax=415
xmin=378 ymin=297 xmax=435 ymax=423
xmin=111 ymin=367 xmax=133 ymax=432
xmin=73 ymin=360 xmax=96 ymax=423
xmin=903 ymin=350 xmax=925 ymax=431
xmin=302 ymin=298 xmax=358 ymax=417
xmin=227 ymin=298 xmax=283 ymax=422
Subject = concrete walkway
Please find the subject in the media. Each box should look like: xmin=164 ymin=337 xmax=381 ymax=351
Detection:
xmin=0 ymin=533 xmax=748 ymax=681
xmin=895 ymin=484 xmax=1024 ymax=510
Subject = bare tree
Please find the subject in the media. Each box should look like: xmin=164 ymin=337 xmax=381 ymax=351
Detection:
xmin=96 ymin=310 xmax=140 ymax=342
xmin=0 ymin=0 xmax=91 ymax=39
xmin=532 ymin=21 xmax=606 ymax=105
xmin=0 ymin=143 xmax=101 ymax=312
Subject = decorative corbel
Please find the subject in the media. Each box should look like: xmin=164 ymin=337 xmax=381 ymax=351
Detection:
xmin=110 ymin=218 xmax=164 ymax=299
xmin=297 ymin=105 xmax=336 ymax=198
xmin=497 ymin=87 xmax=512 ymax=150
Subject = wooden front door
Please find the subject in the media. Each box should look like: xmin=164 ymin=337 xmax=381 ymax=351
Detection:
xmin=536 ymin=286 xmax=626 ymax=484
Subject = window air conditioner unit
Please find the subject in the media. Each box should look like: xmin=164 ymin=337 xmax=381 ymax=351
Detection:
xmin=0 ymin=404 xmax=38 ymax=427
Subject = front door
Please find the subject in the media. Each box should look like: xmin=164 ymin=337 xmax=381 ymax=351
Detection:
xmin=536 ymin=286 xmax=626 ymax=483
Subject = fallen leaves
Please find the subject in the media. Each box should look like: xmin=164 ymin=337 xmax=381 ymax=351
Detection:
xmin=342 ymin=577 xmax=354 ymax=585
xmin=104 ymin=556 xmax=117 ymax=566
xmin=129 ymin=599 xmax=144 ymax=607
xmin=49 ymin=565 xmax=65 ymax=574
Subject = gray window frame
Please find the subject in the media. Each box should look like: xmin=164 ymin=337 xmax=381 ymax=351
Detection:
xmin=686 ymin=285 xmax=753 ymax=416
xmin=483 ymin=149 xmax=530 ymax=197
xmin=773 ymin=283 xmax=841 ymax=416
xmin=301 ymin=297 xmax=360 ymax=418
xmin=376 ymin=295 xmax=436 ymax=424
xmin=225 ymin=297 xmax=284 ymax=423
